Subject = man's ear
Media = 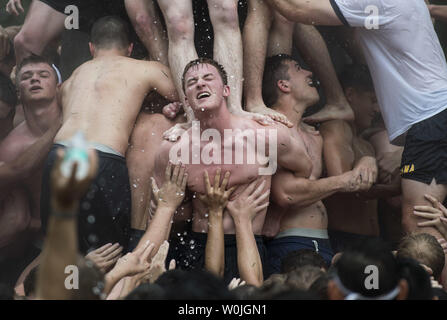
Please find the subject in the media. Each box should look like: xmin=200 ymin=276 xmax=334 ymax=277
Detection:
xmin=396 ymin=279 xmax=409 ymax=300
xmin=277 ymin=80 xmax=291 ymax=93
xmin=344 ymin=87 xmax=355 ymax=103
xmin=327 ymin=280 xmax=345 ymax=300
xmin=127 ymin=43 xmax=134 ymax=57
xmin=223 ymin=85 xmax=230 ymax=97
xmin=88 ymin=42 xmax=95 ymax=57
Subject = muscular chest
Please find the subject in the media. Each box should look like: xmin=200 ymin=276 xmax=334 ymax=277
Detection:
xmin=297 ymin=127 xmax=323 ymax=179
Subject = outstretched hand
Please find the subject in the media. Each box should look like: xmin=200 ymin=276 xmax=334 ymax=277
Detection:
xmin=86 ymin=243 xmax=123 ymax=273
xmin=150 ymin=162 xmax=188 ymax=211
xmin=199 ymin=169 xmax=236 ymax=214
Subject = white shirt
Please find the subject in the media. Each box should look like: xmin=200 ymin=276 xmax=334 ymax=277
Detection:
xmin=332 ymin=0 xmax=447 ymax=145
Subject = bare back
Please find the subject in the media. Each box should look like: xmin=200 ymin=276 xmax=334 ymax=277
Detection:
xmin=57 ymin=56 xmax=177 ymax=155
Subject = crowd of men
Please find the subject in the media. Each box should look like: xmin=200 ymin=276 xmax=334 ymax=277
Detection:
xmin=1 ymin=0 xmax=447 ymax=300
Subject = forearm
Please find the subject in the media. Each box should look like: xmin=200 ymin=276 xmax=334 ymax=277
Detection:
xmin=36 ymin=207 xmax=78 ymax=300
xmin=136 ymin=205 xmax=175 ymax=257
xmin=234 ymin=218 xmax=263 ymax=287
xmin=294 ymin=24 xmax=346 ymax=104
xmin=429 ymin=5 xmax=447 ymax=21
xmin=277 ymin=175 xmax=346 ymax=208
xmin=205 ymin=210 xmax=225 ymax=277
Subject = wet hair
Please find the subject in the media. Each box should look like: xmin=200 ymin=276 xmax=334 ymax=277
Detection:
xmin=262 ymin=54 xmax=295 ymax=108
xmin=16 ymin=54 xmax=57 ymax=83
xmin=181 ymin=58 xmax=228 ymax=93
xmin=231 ymin=284 xmax=259 ymax=300
xmin=397 ymin=233 xmax=445 ymax=280
xmin=90 ymin=16 xmax=131 ymax=50
xmin=281 ymin=249 xmax=328 ymax=273
xmin=251 ymin=273 xmax=291 ymax=300
xmin=339 ymin=64 xmax=374 ymax=92
xmin=285 ymin=266 xmax=326 ymax=291
xmin=397 ymin=257 xmax=433 ymax=300
xmin=155 ymin=269 xmax=236 ymax=300
xmin=0 ymin=72 xmax=17 ymax=107
xmin=334 ymin=238 xmax=400 ymax=298
xmin=308 ymin=273 xmax=330 ymax=300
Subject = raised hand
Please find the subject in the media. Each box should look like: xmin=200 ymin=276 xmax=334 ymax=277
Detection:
xmin=150 ymin=162 xmax=188 ymax=211
xmin=86 ymin=243 xmax=123 ymax=273
xmin=6 ymin=0 xmax=24 ymax=16
xmin=199 ymin=169 xmax=236 ymax=214
xmin=413 ymin=194 xmax=447 ymax=239
xmin=227 ymin=178 xmax=270 ymax=221
xmin=50 ymin=148 xmax=98 ymax=212
xmin=145 ymin=241 xmax=175 ymax=283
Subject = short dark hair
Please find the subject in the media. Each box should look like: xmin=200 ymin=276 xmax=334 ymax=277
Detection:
xmin=334 ymin=238 xmax=399 ymax=298
xmin=16 ymin=54 xmax=56 ymax=83
xmin=397 ymin=233 xmax=445 ymax=279
xmin=339 ymin=64 xmax=374 ymax=92
xmin=182 ymin=58 xmax=228 ymax=93
xmin=90 ymin=16 xmax=131 ymax=50
xmin=397 ymin=257 xmax=433 ymax=300
xmin=262 ymin=54 xmax=295 ymax=107
xmin=281 ymin=249 xmax=328 ymax=273
xmin=285 ymin=266 xmax=326 ymax=291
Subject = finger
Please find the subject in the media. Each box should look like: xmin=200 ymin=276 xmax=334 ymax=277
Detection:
xmin=413 ymin=211 xmax=439 ymax=219
xmin=251 ymin=180 xmax=267 ymax=198
xmin=225 ymin=185 xmax=237 ymax=198
xmin=181 ymin=173 xmax=188 ymax=190
xmin=243 ymin=179 xmax=258 ymax=197
xmin=134 ymin=240 xmax=150 ymax=255
xmin=93 ymin=243 xmax=113 ymax=254
xmin=10 ymin=3 xmax=18 ymax=16
xmin=168 ymin=259 xmax=176 ymax=270
xmin=69 ymin=161 xmax=79 ymax=185
xmin=256 ymin=201 xmax=270 ymax=213
xmin=221 ymin=171 xmax=231 ymax=190
xmin=424 ymin=194 xmax=439 ymax=207
xmin=151 ymin=177 xmax=159 ymax=196
xmin=102 ymin=242 xmax=121 ymax=256
xmin=414 ymin=206 xmax=440 ymax=214
xmin=17 ymin=0 xmax=24 ymax=13
xmin=417 ymin=220 xmax=439 ymax=227
xmin=214 ymin=168 xmax=221 ymax=191
xmin=105 ymin=246 xmax=123 ymax=260
xmin=203 ymin=170 xmax=211 ymax=194
xmin=141 ymin=242 xmax=155 ymax=263
xmin=172 ymin=163 xmax=181 ymax=183
xmin=255 ymin=190 xmax=270 ymax=205
xmin=165 ymin=161 xmax=172 ymax=181
xmin=177 ymin=165 xmax=185 ymax=186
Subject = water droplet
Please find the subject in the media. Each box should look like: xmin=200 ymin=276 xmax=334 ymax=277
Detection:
xmin=205 ymin=213 xmax=209 ymax=218
xmin=87 ymin=215 xmax=95 ymax=224
xmin=82 ymin=202 xmax=91 ymax=210
xmin=133 ymin=184 xmax=138 ymax=188
xmin=177 ymin=233 xmax=181 ymax=237
xmin=88 ymin=234 xmax=98 ymax=244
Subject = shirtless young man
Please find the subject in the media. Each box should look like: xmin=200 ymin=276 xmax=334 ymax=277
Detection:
xmin=319 ymin=64 xmax=381 ymax=253
xmin=267 ymin=0 xmax=447 ymax=285
xmin=259 ymin=55 xmax=375 ymax=275
xmin=39 ymin=16 xmax=178 ymax=254
xmin=0 ymin=55 xmax=61 ymax=286
xmin=153 ymin=57 xmax=299 ymax=284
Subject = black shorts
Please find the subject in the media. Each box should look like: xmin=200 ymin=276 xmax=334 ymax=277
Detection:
xmin=400 ymin=108 xmax=447 ymax=185
xmin=167 ymin=231 xmax=267 ymax=285
xmin=39 ymin=0 xmax=96 ymax=14
xmin=40 ymin=144 xmax=131 ymax=254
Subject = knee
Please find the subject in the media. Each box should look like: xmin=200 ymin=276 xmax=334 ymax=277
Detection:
xmin=208 ymin=0 xmax=239 ymax=30
xmin=164 ymin=10 xmax=194 ymax=41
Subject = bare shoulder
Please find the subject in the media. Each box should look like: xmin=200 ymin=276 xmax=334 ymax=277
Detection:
xmin=0 ymin=123 xmax=33 ymax=162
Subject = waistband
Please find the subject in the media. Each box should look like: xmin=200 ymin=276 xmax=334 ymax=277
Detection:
xmin=190 ymin=231 xmax=264 ymax=246
xmin=275 ymin=228 xmax=329 ymax=240
xmin=56 ymin=141 xmax=124 ymax=157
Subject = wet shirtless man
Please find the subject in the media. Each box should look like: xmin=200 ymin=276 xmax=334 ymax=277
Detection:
xmin=0 ymin=55 xmax=60 ymax=286
xmin=154 ymin=58 xmax=298 ymax=283
xmin=40 ymin=16 xmax=178 ymax=254
xmin=260 ymin=55 xmax=375 ymax=274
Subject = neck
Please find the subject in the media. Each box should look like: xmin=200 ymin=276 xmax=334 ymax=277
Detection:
xmin=23 ymin=98 xmax=59 ymax=136
xmin=94 ymin=48 xmax=127 ymax=59
xmin=273 ymin=96 xmax=308 ymax=128
xmin=195 ymin=101 xmax=233 ymax=132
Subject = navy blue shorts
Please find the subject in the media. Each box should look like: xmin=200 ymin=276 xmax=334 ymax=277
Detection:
xmin=265 ymin=236 xmax=333 ymax=277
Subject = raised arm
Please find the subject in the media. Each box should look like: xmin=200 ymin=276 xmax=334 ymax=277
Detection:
xmin=200 ymin=169 xmax=235 ymax=278
xmin=428 ymin=5 xmax=447 ymax=22
xmin=267 ymin=0 xmax=342 ymax=25
xmin=36 ymin=148 xmax=98 ymax=300
xmin=0 ymin=121 xmax=60 ymax=190
xmin=143 ymin=61 xmax=179 ymax=102
xmin=134 ymin=162 xmax=187 ymax=258
xmin=227 ymin=178 xmax=269 ymax=287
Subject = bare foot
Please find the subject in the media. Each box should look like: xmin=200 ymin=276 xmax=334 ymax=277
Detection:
xmin=163 ymin=121 xmax=191 ymax=142
xmin=303 ymin=103 xmax=354 ymax=124
xmin=245 ymin=103 xmax=293 ymax=128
